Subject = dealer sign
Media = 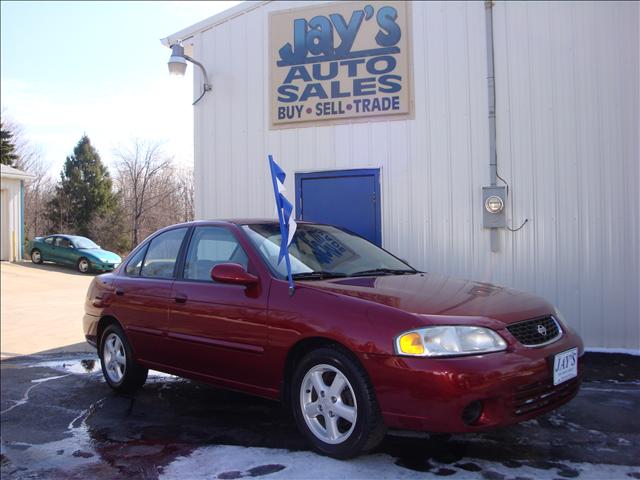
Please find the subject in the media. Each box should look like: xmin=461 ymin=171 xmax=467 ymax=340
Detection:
xmin=270 ymin=1 xmax=413 ymax=128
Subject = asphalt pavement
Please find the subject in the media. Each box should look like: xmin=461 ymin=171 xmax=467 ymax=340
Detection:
xmin=1 ymin=352 xmax=639 ymax=479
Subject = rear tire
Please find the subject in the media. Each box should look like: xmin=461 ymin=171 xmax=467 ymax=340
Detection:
xmin=31 ymin=249 xmax=43 ymax=264
xmin=99 ymin=323 xmax=148 ymax=393
xmin=77 ymin=257 xmax=91 ymax=273
xmin=290 ymin=346 xmax=386 ymax=459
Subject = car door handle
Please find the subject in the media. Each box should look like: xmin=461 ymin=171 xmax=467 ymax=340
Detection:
xmin=115 ymin=289 xmax=125 ymax=296
xmin=173 ymin=294 xmax=187 ymax=304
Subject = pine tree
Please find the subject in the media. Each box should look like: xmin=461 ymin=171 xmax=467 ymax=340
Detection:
xmin=0 ymin=122 xmax=20 ymax=166
xmin=48 ymin=135 xmax=119 ymax=238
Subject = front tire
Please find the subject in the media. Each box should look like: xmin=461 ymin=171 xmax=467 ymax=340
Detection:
xmin=291 ymin=347 xmax=386 ymax=459
xmin=31 ymin=249 xmax=43 ymax=264
xmin=99 ymin=324 xmax=148 ymax=393
xmin=77 ymin=257 xmax=91 ymax=273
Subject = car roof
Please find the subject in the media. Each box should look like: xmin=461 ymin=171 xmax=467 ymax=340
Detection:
xmin=184 ymin=219 xmax=317 ymax=226
xmin=48 ymin=234 xmax=89 ymax=240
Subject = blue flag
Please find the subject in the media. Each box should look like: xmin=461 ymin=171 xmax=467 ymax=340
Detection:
xmin=268 ymin=155 xmax=297 ymax=294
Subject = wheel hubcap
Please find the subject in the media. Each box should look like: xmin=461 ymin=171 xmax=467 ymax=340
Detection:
xmin=33 ymin=252 xmax=40 ymax=262
xmin=79 ymin=260 xmax=88 ymax=272
xmin=103 ymin=333 xmax=126 ymax=383
xmin=300 ymin=364 xmax=357 ymax=444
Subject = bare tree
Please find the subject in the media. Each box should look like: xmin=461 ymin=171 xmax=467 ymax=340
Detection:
xmin=169 ymin=165 xmax=195 ymax=224
xmin=1 ymin=114 xmax=56 ymax=240
xmin=113 ymin=140 xmax=175 ymax=247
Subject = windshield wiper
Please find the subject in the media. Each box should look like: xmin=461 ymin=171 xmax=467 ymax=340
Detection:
xmin=292 ymin=271 xmax=348 ymax=280
xmin=350 ymin=268 xmax=417 ymax=277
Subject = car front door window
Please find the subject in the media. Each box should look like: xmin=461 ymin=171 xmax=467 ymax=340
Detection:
xmin=184 ymin=227 xmax=249 ymax=281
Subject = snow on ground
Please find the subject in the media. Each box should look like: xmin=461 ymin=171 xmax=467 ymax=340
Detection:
xmin=160 ymin=444 xmax=640 ymax=480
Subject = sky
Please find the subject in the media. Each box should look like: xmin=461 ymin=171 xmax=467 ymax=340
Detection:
xmin=1 ymin=0 xmax=241 ymax=176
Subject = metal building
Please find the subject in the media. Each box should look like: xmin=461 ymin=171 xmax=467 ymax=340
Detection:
xmin=1 ymin=164 xmax=33 ymax=262
xmin=162 ymin=1 xmax=639 ymax=350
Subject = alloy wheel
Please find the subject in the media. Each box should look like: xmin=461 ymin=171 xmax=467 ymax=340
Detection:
xmin=103 ymin=333 xmax=126 ymax=383
xmin=300 ymin=364 xmax=358 ymax=444
xmin=79 ymin=259 xmax=89 ymax=273
xmin=32 ymin=251 xmax=41 ymax=263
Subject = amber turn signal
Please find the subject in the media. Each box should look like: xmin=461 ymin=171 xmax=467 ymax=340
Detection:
xmin=397 ymin=332 xmax=425 ymax=355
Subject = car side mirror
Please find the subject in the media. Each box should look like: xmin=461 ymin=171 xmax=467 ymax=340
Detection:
xmin=211 ymin=263 xmax=259 ymax=286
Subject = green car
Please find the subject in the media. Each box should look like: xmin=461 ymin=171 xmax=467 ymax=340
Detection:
xmin=29 ymin=235 xmax=122 ymax=273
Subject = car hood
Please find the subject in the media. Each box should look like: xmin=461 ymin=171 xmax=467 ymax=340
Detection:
xmin=301 ymin=273 xmax=554 ymax=326
xmin=78 ymin=249 xmax=121 ymax=262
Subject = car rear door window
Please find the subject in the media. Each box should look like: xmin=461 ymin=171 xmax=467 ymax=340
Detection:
xmin=184 ymin=227 xmax=249 ymax=281
xmin=141 ymin=228 xmax=188 ymax=279
xmin=44 ymin=237 xmax=54 ymax=245
xmin=125 ymin=246 xmax=148 ymax=277
xmin=56 ymin=237 xmax=71 ymax=248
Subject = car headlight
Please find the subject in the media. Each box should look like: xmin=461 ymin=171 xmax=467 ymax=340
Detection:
xmin=395 ymin=326 xmax=507 ymax=357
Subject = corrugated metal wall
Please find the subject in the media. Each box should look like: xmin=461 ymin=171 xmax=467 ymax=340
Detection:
xmin=191 ymin=1 xmax=639 ymax=349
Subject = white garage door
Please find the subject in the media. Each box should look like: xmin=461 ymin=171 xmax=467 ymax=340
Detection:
xmin=1 ymin=189 xmax=9 ymax=261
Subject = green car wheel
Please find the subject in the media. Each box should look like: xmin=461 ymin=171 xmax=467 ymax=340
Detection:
xmin=31 ymin=249 xmax=43 ymax=264
xmin=77 ymin=257 xmax=91 ymax=274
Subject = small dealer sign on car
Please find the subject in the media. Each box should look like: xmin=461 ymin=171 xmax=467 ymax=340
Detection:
xmin=270 ymin=1 xmax=413 ymax=127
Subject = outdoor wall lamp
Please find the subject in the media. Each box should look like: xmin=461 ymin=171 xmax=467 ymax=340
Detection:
xmin=168 ymin=44 xmax=212 ymax=105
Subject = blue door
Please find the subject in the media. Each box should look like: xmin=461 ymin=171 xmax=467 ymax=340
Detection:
xmin=295 ymin=169 xmax=381 ymax=246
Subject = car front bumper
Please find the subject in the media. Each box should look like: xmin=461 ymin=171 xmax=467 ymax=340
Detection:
xmin=359 ymin=331 xmax=584 ymax=433
xmin=83 ymin=313 xmax=99 ymax=347
xmin=91 ymin=261 xmax=120 ymax=271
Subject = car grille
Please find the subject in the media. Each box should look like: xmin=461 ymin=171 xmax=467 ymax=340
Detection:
xmin=507 ymin=316 xmax=561 ymax=346
xmin=512 ymin=377 xmax=580 ymax=416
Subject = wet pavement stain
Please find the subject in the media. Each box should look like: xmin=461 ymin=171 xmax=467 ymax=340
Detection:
xmin=434 ymin=467 xmax=457 ymax=476
xmin=247 ymin=465 xmax=287 ymax=477
xmin=556 ymin=467 xmax=580 ymax=478
xmin=456 ymin=462 xmax=483 ymax=472
xmin=1 ymin=352 xmax=639 ymax=479
xmin=217 ymin=464 xmax=286 ymax=479
xmin=394 ymin=457 xmax=433 ymax=472
xmin=480 ymin=471 xmax=505 ymax=480
xmin=218 ymin=470 xmax=244 ymax=479
xmin=72 ymin=450 xmax=94 ymax=458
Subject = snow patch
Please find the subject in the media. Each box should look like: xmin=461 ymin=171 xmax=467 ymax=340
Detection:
xmin=29 ymin=358 xmax=178 ymax=383
xmin=159 ymin=444 xmax=640 ymax=480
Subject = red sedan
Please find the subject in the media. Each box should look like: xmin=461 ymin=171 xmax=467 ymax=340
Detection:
xmin=84 ymin=220 xmax=583 ymax=458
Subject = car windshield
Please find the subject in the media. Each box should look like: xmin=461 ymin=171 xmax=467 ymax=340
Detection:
xmin=73 ymin=237 xmax=99 ymax=249
xmin=242 ymin=223 xmax=416 ymax=279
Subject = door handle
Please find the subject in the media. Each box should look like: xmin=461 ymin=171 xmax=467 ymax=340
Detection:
xmin=115 ymin=289 xmax=125 ymax=296
xmin=173 ymin=294 xmax=187 ymax=304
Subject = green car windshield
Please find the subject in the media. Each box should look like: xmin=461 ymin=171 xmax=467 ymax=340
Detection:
xmin=242 ymin=223 xmax=415 ymax=279
xmin=72 ymin=237 xmax=99 ymax=249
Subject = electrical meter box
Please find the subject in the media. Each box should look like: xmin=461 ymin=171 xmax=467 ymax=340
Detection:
xmin=482 ymin=186 xmax=507 ymax=228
